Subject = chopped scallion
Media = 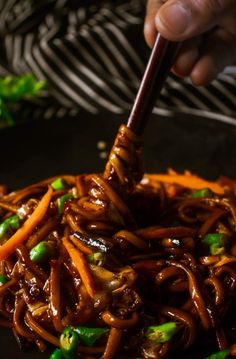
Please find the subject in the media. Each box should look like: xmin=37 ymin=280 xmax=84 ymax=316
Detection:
xmin=51 ymin=178 xmax=66 ymax=191
xmin=87 ymin=252 xmax=106 ymax=266
xmin=58 ymin=194 xmax=73 ymax=215
xmin=0 ymin=75 xmax=45 ymax=126
xmin=74 ymin=326 xmax=109 ymax=347
xmin=192 ymin=188 xmax=212 ymax=198
xmin=0 ymin=75 xmax=45 ymax=102
xmin=202 ymin=233 xmax=226 ymax=255
xmin=0 ymin=274 xmax=8 ymax=285
xmin=206 ymin=349 xmax=230 ymax=359
xmin=50 ymin=348 xmax=64 ymax=359
xmin=146 ymin=322 xmax=177 ymax=344
xmin=29 ymin=241 xmax=55 ymax=263
xmin=60 ymin=327 xmax=79 ymax=359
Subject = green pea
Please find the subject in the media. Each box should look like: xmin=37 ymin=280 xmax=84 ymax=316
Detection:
xmin=6 ymin=215 xmax=20 ymax=230
xmin=0 ymin=214 xmax=20 ymax=239
xmin=0 ymin=222 xmax=8 ymax=238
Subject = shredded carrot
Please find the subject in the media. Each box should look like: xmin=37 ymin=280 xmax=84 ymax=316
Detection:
xmin=214 ymin=255 xmax=236 ymax=268
xmin=146 ymin=173 xmax=224 ymax=195
xmin=230 ymin=343 xmax=236 ymax=356
xmin=63 ymin=237 xmax=96 ymax=298
xmin=0 ymin=187 xmax=53 ymax=261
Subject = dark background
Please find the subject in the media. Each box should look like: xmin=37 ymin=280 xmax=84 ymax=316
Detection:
xmin=0 ymin=111 xmax=236 ymax=189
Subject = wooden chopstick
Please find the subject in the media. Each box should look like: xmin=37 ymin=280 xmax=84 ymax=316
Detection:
xmin=127 ymin=34 xmax=181 ymax=134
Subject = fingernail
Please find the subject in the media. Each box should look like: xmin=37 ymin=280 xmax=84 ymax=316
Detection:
xmin=156 ymin=3 xmax=191 ymax=35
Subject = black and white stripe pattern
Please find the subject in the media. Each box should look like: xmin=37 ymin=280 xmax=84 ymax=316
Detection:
xmin=0 ymin=0 xmax=236 ymax=125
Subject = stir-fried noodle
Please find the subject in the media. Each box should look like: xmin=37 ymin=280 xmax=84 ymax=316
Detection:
xmin=0 ymin=125 xmax=235 ymax=358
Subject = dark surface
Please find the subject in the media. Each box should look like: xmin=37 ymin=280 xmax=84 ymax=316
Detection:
xmin=1 ymin=111 xmax=236 ymax=189
xmin=0 ymin=111 xmax=236 ymax=358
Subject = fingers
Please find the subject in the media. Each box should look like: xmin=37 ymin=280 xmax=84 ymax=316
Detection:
xmin=144 ymin=0 xmax=162 ymax=48
xmin=155 ymin=0 xmax=236 ymax=41
xmin=172 ymin=37 xmax=202 ymax=77
xmin=190 ymin=29 xmax=236 ymax=86
xmin=144 ymin=1 xmax=236 ymax=85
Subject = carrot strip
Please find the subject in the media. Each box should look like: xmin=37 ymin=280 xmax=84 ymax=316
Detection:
xmin=219 ymin=176 xmax=236 ymax=189
xmin=63 ymin=237 xmax=96 ymax=298
xmin=230 ymin=343 xmax=236 ymax=355
xmin=214 ymin=255 xmax=236 ymax=268
xmin=0 ymin=187 xmax=53 ymax=261
xmin=146 ymin=174 xmax=224 ymax=195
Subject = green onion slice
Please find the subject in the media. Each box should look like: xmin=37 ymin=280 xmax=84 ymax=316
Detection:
xmin=192 ymin=188 xmax=212 ymax=198
xmin=57 ymin=194 xmax=73 ymax=215
xmin=51 ymin=178 xmax=66 ymax=191
xmin=60 ymin=327 xmax=79 ymax=359
xmin=49 ymin=348 xmax=64 ymax=359
xmin=87 ymin=252 xmax=106 ymax=266
xmin=29 ymin=241 xmax=55 ymax=264
xmin=146 ymin=322 xmax=177 ymax=343
xmin=206 ymin=349 xmax=230 ymax=359
xmin=74 ymin=326 xmax=109 ymax=347
xmin=0 ymin=274 xmax=8 ymax=285
xmin=202 ymin=233 xmax=226 ymax=255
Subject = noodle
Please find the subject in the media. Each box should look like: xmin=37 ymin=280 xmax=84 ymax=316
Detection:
xmin=0 ymin=124 xmax=235 ymax=358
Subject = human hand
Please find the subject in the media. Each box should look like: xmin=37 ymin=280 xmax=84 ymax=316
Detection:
xmin=144 ymin=0 xmax=236 ymax=85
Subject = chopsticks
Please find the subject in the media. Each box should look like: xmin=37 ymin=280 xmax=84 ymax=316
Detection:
xmin=103 ymin=34 xmax=181 ymax=190
xmin=127 ymin=34 xmax=181 ymax=134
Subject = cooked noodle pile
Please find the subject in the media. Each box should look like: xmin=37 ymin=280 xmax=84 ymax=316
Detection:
xmin=0 ymin=125 xmax=236 ymax=359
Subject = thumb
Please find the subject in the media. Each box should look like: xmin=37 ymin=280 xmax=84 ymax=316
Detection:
xmin=156 ymin=0 xmax=236 ymax=41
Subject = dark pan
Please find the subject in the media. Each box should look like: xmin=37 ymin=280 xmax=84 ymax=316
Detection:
xmin=0 ymin=110 xmax=236 ymax=359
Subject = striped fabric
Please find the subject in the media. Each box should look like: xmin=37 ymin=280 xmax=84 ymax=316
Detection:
xmin=0 ymin=0 xmax=236 ymax=125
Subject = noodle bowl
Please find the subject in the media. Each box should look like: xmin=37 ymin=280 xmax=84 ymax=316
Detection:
xmin=0 ymin=125 xmax=235 ymax=358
